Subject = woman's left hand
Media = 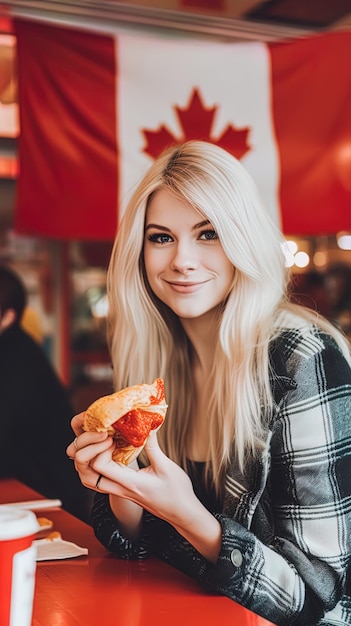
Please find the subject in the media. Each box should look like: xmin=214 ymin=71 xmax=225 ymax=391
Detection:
xmin=90 ymin=430 xmax=197 ymax=529
xmin=68 ymin=424 xmax=222 ymax=562
xmin=101 ymin=431 xmax=222 ymax=561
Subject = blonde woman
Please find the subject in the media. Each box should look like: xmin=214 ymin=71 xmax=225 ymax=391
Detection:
xmin=67 ymin=141 xmax=351 ymax=625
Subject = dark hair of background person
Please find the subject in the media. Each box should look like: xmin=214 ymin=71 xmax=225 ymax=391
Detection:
xmin=323 ymin=263 xmax=351 ymax=339
xmin=0 ymin=264 xmax=27 ymax=321
xmin=290 ymin=270 xmax=329 ymax=316
xmin=0 ymin=264 xmax=92 ymax=522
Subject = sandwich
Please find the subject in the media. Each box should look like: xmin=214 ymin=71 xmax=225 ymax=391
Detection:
xmin=83 ymin=378 xmax=167 ymax=465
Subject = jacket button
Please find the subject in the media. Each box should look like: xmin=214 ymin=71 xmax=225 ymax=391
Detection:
xmin=230 ymin=549 xmax=243 ymax=568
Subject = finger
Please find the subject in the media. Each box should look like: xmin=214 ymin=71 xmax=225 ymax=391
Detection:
xmin=82 ymin=450 xmax=132 ymax=496
xmin=70 ymin=412 xmax=86 ymax=436
xmin=95 ymin=474 xmax=104 ymax=490
xmin=143 ymin=430 xmax=164 ymax=463
xmin=66 ymin=440 xmax=77 ymax=459
xmin=74 ymin=434 xmax=112 ymax=466
xmin=78 ymin=464 xmax=109 ymax=493
xmin=92 ymin=447 xmax=141 ymax=493
xmin=74 ymin=439 xmax=115 ymax=492
xmin=84 ymin=470 xmax=128 ymax=496
xmin=66 ymin=430 xmax=109 ymax=460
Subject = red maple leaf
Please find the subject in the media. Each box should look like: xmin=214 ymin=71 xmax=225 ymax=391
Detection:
xmin=142 ymin=88 xmax=251 ymax=161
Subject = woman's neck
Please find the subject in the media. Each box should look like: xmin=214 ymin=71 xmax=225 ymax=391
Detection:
xmin=180 ymin=310 xmax=219 ymax=373
xmin=181 ymin=313 xmax=220 ymax=462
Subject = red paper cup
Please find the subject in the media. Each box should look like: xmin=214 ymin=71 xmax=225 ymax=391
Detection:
xmin=0 ymin=506 xmax=39 ymax=626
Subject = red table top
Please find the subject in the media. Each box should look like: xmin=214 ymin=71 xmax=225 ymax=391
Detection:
xmin=0 ymin=478 xmax=276 ymax=626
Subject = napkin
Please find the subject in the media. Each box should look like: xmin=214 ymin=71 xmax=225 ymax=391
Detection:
xmin=34 ymin=534 xmax=88 ymax=561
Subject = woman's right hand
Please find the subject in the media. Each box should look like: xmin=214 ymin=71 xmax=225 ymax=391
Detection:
xmin=66 ymin=413 xmax=116 ymax=492
xmin=66 ymin=413 xmax=144 ymax=538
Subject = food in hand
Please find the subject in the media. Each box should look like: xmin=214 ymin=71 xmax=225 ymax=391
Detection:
xmin=83 ymin=378 xmax=167 ymax=465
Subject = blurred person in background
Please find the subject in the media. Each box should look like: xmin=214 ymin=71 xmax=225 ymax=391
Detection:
xmin=0 ymin=264 xmax=91 ymax=522
xmin=290 ymin=270 xmax=329 ymax=317
xmin=21 ymin=304 xmax=44 ymax=344
xmin=324 ymin=263 xmax=351 ymax=340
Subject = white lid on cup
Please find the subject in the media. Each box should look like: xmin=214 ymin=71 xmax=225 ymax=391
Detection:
xmin=0 ymin=506 xmax=39 ymax=540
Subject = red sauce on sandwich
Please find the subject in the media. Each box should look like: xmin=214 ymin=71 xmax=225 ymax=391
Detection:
xmin=112 ymin=379 xmax=166 ymax=447
xmin=112 ymin=409 xmax=164 ymax=447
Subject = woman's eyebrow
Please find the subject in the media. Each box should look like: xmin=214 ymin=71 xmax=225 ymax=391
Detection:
xmin=145 ymin=220 xmax=211 ymax=232
xmin=145 ymin=223 xmax=171 ymax=232
xmin=194 ymin=220 xmax=211 ymax=230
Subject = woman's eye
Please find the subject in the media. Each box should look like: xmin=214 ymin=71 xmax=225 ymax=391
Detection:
xmin=199 ymin=229 xmax=218 ymax=241
xmin=148 ymin=233 xmax=173 ymax=244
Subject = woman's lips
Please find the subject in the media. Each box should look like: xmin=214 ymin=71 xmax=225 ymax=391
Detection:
xmin=166 ymin=281 xmax=207 ymax=293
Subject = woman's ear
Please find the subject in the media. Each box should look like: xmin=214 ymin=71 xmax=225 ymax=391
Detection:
xmin=0 ymin=308 xmax=17 ymax=332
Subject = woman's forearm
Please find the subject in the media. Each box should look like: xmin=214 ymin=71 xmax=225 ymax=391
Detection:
xmin=109 ymin=491 xmax=221 ymax=561
xmin=173 ymin=503 xmax=222 ymax=563
xmin=109 ymin=495 xmax=144 ymax=540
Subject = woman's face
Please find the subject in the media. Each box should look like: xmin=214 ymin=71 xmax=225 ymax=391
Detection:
xmin=144 ymin=189 xmax=234 ymax=321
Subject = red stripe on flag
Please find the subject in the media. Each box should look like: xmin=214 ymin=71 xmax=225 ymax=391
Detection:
xmin=270 ymin=31 xmax=351 ymax=236
xmin=14 ymin=19 xmax=118 ymax=239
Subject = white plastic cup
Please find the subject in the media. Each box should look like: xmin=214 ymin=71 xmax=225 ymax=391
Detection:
xmin=0 ymin=506 xmax=39 ymax=626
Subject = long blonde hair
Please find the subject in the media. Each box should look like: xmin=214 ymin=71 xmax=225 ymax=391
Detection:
xmin=107 ymin=141 xmax=350 ymax=492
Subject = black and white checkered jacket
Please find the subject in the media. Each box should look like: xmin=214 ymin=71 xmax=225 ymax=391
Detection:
xmin=92 ymin=326 xmax=351 ymax=626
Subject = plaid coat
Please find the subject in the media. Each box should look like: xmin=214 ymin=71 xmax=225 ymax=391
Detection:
xmin=92 ymin=326 xmax=351 ymax=625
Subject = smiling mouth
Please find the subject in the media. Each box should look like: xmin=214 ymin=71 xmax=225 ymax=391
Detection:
xmin=168 ymin=281 xmax=200 ymax=286
xmin=165 ymin=280 xmax=208 ymax=292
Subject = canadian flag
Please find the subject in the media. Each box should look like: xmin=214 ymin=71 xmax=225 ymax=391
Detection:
xmin=14 ymin=19 xmax=351 ymax=239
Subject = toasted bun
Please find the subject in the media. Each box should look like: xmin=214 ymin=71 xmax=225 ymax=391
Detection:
xmin=83 ymin=378 xmax=167 ymax=465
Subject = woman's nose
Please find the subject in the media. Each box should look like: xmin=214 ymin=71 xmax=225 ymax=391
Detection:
xmin=170 ymin=241 xmax=199 ymax=273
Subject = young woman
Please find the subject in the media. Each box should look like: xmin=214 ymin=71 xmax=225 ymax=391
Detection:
xmin=67 ymin=141 xmax=351 ymax=625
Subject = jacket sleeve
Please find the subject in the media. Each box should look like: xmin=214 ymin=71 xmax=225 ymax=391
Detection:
xmin=92 ymin=493 xmax=163 ymax=559
xmin=92 ymin=492 xmax=214 ymax=579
